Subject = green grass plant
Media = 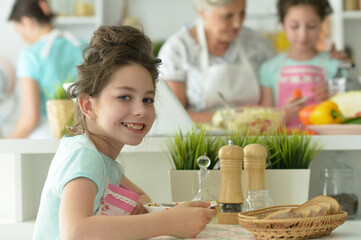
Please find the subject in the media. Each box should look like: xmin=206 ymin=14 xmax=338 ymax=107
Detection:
xmin=45 ymin=76 xmax=74 ymax=100
xmin=224 ymin=128 xmax=264 ymax=148
xmin=164 ymin=125 xmax=322 ymax=170
xmin=52 ymin=77 xmax=73 ymax=100
xmin=52 ymin=84 xmax=69 ymax=99
xmin=264 ymin=126 xmax=323 ymax=169
xmin=164 ymin=127 xmax=222 ymax=170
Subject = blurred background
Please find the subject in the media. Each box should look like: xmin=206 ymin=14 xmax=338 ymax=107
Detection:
xmin=0 ymin=0 xmax=360 ymax=136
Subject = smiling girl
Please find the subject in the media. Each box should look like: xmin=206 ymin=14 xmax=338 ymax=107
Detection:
xmin=259 ymin=0 xmax=341 ymax=127
xmin=33 ymin=25 xmax=216 ymax=240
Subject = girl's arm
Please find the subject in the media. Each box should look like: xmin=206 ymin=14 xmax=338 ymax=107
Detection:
xmin=259 ymin=86 xmax=274 ymax=107
xmin=120 ymin=175 xmax=151 ymax=204
xmin=59 ymin=177 xmax=216 ymax=240
xmin=120 ymin=175 xmax=151 ymax=214
xmin=9 ymin=77 xmax=40 ymax=138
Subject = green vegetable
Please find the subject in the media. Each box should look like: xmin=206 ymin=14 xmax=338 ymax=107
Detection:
xmin=343 ymin=116 xmax=361 ymax=124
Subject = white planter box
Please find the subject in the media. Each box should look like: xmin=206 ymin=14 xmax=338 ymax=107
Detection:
xmin=169 ymin=169 xmax=310 ymax=206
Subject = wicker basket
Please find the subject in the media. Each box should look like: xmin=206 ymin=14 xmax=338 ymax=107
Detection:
xmin=238 ymin=205 xmax=347 ymax=240
xmin=46 ymin=99 xmax=75 ymax=138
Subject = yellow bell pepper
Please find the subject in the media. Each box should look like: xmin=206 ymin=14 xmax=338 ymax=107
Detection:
xmin=309 ymin=101 xmax=343 ymax=125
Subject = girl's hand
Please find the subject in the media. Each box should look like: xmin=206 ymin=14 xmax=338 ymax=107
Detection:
xmin=164 ymin=201 xmax=217 ymax=238
xmin=311 ymin=83 xmax=329 ymax=102
xmin=131 ymin=202 xmax=148 ymax=215
xmin=330 ymin=43 xmax=351 ymax=62
xmin=282 ymin=96 xmax=304 ymax=123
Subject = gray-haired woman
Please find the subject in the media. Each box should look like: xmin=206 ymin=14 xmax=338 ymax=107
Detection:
xmin=158 ymin=0 xmax=275 ymax=123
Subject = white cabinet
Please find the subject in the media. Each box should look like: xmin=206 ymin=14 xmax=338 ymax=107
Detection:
xmin=50 ymin=0 xmax=103 ymax=40
xmin=329 ymin=0 xmax=361 ymax=69
xmin=51 ymin=0 xmax=103 ymax=26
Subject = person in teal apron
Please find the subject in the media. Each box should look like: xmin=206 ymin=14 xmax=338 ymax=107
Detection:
xmin=7 ymin=0 xmax=87 ymax=138
xmin=33 ymin=25 xmax=216 ymax=240
xmin=259 ymin=0 xmax=343 ymax=128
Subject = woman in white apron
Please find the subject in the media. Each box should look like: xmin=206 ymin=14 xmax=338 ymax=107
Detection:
xmin=158 ymin=0 xmax=275 ymax=123
xmin=8 ymin=0 xmax=85 ymax=138
xmin=196 ymin=20 xmax=260 ymax=113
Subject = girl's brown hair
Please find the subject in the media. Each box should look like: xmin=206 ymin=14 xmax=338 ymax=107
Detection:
xmin=277 ymin=0 xmax=332 ymax=22
xmin=67 ymin=25 xmax=161 ymax=134
xmin=8 ymin=0 xmax=54 ymax=24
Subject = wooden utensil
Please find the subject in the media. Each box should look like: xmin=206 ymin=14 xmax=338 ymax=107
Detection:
xmin=218 ymin=140 xmax=244 ymax=224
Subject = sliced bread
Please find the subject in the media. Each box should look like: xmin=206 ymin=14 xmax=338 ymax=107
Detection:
xmin=263 ymin=208 xmax=296 ymax=220
xmin=308 ymin=195 xmax=341 ymax=214
xmin=293 ymin=202 xmax=328 ymax=217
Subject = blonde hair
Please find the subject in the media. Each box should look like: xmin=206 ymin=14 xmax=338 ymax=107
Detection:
xmin=193 ymin=0 xmax=235 ymax=11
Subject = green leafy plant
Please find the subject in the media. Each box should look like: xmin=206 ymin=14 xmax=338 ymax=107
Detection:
xmin=53 ymin=76 xmax=74 ymax=99
xmin=264 ymin=126 xmax=323 ymax=169
xmin=152 ymin=41 xmax=164 ymax=57
xmin=164 ymin=127 xmax=223 ymax=170
xmin=52 ymin=84 xmax=69 ymax=99
xmin=224 ymin=128 xmax=264 ymax=148
xmin=164 ymin=125 xmax=323 ymax=170
xmin=45 ymin=76 xmax=73 ymax=100
xmin=45 ymin=77 xmax=76 ymax=138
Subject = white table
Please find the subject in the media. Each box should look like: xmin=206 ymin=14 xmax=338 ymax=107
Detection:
xmin=153 ymin=219 xmax=361 ymax=240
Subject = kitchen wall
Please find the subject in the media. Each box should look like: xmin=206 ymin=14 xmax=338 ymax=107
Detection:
xmin=0 ymin=0 xmax=279 ymax=136
xmin=0 ymin=0 xmax=26 ymax=66
xmin=1 ymin=0 xmax=360 ymax=135
xmin=0 ymin=0 xmax=279 ymax=64
xmin=2 ymin=0 xmax=361 ymax=63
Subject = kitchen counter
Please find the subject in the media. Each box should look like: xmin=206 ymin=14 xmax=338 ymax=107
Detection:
xmin=1 ymin=218 xmax=360 ymax=240
xmin=0 ymin=136 xmax=361 ymax=239
xmin=154 ymin=219 xmax=361 ymax=240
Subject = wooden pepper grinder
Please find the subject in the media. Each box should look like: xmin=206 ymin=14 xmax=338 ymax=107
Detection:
xmin=218 ymin=140 xmax=244 ymax=224
xmin=243 ymin=143 xmax=268 ymax=198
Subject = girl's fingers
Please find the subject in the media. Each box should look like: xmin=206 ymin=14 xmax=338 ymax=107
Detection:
xmin=180 ymin=201 xmax=210 ymax=208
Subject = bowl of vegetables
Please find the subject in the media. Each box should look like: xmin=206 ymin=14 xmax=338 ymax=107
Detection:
xmin=299 ymin=99 xmax=361 ymax=135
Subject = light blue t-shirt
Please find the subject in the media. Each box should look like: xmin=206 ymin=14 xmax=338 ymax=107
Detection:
xmin=258 ymin=52 xmax=340 ymax=104
xmin=17 ymin=30 xmax=87 ymax=116
xmin=33 ymin=135 xmax=123 ymax=240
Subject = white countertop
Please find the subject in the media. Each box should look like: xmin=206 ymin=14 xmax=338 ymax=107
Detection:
xmin=321 ymin=218 xmax=361 ymax=240
xmin=1 ymin=135 xmax=361 ymax=154
xmin=1 ymin=219 xmax=360 ymax=240
xmin=152 ymin=219 xmax=361 ymax=240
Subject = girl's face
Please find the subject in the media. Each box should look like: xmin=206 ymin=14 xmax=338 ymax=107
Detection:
xmin=13 ymin=21 xmax=32 ymax=44
xmin=200 ymin=0 xmax=246 ymax=44
xmin=13 ymin=17 xmax=37 ymax=44
xmin=91 ymin=64 xmax=155 ymax=149
xmin=283 ymin=5 xmax=322 ymax=52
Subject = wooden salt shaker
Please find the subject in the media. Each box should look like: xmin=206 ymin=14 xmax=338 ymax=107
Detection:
xmin=218 ymin=140 xmax=244 ymax=225
xmin=243 ymin=143 xmax=268 ymax=198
